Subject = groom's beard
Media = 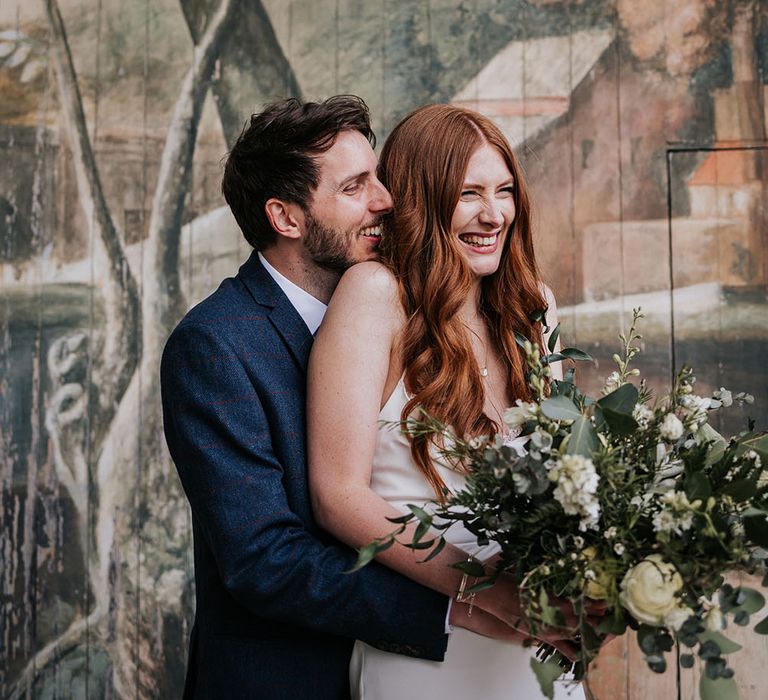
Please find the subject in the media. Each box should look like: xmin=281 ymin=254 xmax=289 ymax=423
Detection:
xmin=303 ymin=211 xmax=361 ymax=274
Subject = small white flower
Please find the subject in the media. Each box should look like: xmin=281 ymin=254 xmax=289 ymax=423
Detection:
xmin=503 ymin=399 xmax=537 ymax=430
xmin=603 ymin=526 xmax=618 ymax=540
xmin=632 ymin=403 xmax=654 ymax=429
xmin=679 ymin=395 xmax=711 ymax=427
xmin=652 ymin=509 xmax=678 ymax=534
xmin=745 ymin=450 xmax=762 ymax=469
xmin=603 ymin=371 xmax=623 ymax=395
xmin=660 ymin=413 xmax=684 ymax=442
xmin=713 ymin=388 xmax=733 ymax=407
xmin=613 ymin=542 xmax=626 ymax=556
xmin=585 ymin=569 xmax=597 ymax=581
xmin=540 ymin=565 xmax=551 ymax=576
xmin=549 ymin=454 xmax=601 ymax=531
xmin=573 ymin=536 xmax=585 ymax=549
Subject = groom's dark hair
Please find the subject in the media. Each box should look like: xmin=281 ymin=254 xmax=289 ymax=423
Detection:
xmin=222 ymin=95 xmax=375 ymax=250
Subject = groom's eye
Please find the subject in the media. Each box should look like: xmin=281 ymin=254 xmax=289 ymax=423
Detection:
xmin=343 ymin=182 xmax=362 ymax=194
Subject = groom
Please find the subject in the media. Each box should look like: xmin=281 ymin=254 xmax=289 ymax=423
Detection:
xmin=161 ymin=96 xmax=452 ymax=699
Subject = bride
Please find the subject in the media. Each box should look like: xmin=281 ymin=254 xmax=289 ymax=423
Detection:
xmin=307 ymin=104 xmax=584 ymax=699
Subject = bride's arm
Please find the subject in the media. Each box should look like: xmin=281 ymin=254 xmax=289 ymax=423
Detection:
xmin=307 ymin=262 xmax=470 ymax=599
xmin=308 ymin=264 xmax=583 ymax=648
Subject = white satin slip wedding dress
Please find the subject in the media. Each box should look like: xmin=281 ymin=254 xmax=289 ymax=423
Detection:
xmin=349 ymin=377 xmax=584 ymax=700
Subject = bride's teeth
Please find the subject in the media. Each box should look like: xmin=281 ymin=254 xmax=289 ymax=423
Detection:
xmin=461 ymin=234 xmax=496 ymax=246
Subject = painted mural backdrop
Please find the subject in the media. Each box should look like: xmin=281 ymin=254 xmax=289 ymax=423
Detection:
xmin=0 ymin=0 xmax=766 ymax=697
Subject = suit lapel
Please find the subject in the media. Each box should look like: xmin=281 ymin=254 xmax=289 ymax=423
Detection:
xmin=238 ymin=251 xmax=314 ymax=373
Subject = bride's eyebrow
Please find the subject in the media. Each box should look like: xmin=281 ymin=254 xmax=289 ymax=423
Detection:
xmin=461 ymin=177 xmax=515 ymax=189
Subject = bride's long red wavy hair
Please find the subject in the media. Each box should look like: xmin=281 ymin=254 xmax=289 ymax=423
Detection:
xmin=377 ymin=104 xmax=546 ymax=498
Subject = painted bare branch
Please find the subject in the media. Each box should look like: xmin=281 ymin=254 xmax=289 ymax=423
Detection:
xmin=142 ymin=0 xmax=236 ymax=355
xmin=44 ymin=0 xmax=140 ymax=433
xmin=181 ymin=0 xmax=302 ymax=145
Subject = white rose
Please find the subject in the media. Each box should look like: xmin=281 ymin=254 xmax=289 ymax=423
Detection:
xmin=503 ymin=400 xmax=537 ymax=430
xmin=619 ymin=555 xmax=683 ymax=626
xmin=659 ymin=413 xmax=684 ymax=442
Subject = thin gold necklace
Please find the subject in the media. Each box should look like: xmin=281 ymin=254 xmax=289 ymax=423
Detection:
xmin=464 ymin=323 xmax=489 ymax=377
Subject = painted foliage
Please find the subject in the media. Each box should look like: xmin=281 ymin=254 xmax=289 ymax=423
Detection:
xmin=0 ymin=1 xmax=766 ymax=697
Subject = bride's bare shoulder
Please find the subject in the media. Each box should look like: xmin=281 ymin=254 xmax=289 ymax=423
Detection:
xmin=338 ymin=261 xmax=397 ymax=292
xmin=330 ymin=261 xmax=401 ymax=312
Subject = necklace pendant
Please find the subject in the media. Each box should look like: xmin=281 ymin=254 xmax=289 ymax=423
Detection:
xmin=480 ymin=367 xmax=489 ymax=377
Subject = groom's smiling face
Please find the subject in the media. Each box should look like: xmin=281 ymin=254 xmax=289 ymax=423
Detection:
xmin=300 ymin=129 xmax=393 ymax=273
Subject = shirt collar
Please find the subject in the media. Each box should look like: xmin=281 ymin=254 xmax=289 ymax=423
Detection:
xmin=258 ymin=252 xmax=327 ymax=335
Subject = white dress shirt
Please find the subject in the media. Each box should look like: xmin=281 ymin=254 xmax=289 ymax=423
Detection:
xmin=258 ymin=252 xmax=327 ymax=334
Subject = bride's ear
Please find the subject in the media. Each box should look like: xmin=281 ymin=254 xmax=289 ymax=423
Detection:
xmin=265 ymin=198 xmax=305 ymax=241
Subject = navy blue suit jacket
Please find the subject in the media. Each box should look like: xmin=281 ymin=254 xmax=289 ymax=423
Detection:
xmin=161 ymin=252 xmax=449 ymax=699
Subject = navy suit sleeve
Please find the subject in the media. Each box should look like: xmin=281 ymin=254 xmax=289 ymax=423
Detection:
xmin=161 ymin=320 xmax=449 ymax=660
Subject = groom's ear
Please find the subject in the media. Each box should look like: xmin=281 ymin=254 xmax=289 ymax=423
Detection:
xmin=264 ymin=198 xmax=305 ymax=241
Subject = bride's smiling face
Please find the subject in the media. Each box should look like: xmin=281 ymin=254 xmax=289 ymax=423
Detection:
xmin=451 ymin=143 xmax=516 ymax=279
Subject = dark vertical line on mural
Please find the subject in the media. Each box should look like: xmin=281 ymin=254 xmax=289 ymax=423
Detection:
xmin=381 ymin=0 xmax=388 ymax=133
xmin=334 ymin=0 xmax=340 ymax=94
xmin=566 ymin=1 xmax=578 ymax=346
xmin=135 ymin=0 xmax=151 ymax=695
xmin=27 ymin=14 xmax=55 ymax=693
xmin=85 ymin=0 xmax=105 ymax=693
xmin=666 ymin=150 xmax=676 ymax=382
xmin=521 ymin=1 xmax=528 ymax=146
xmin=612 ymin=0 xmax=626 ymax=324
xmin=425 ymin=0 xmax=432 ymax=94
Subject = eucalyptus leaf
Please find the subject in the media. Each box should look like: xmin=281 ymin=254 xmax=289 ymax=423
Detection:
xmin=600 ymin=406 xmax=639 ymax=436
xmin=754 ymin=614 xmax=768 ymax=634
xmin=406 ymin=504 xmax=433 ymax=526
xmin=547 ymin=324 xmax=561 ymax=354
xmin=559 ymin=347 xmax=593 ymax=362
xmin=700 ymin=674 xmax=739 ymax=700
xmin=530 ymin=657 xmax=564 ymax=700
xmin=698 ymin=631 xmax=742 ymax=654
xmin=348 ymin=542 xmax=380 ymax=573
xmin=685 ymin=472 xmax=712 ymax=501
xmin=545 ymin=353 xmax=566 ymax=364
xmin=593 ymin=406 xmax=607 ymax=432
xmin=696 ymin=423 xmax=728 ymax=466
xmin=541 ymin=395 xmax=581 ymax=421
xmin=597 ymin=383 xmax=639 ymax=415
xmin=413 ymin=519 xmax=431 ymax=543
xmin=419 ymin=536 xmax=446 ymax=563
xmin=744 ymin=511 xmax=768 ymax=547
xmin=722 ymin=478 xmax=756 ymax=501
xmin=738 ymin=433 xmax=768 ymax=464
xmin=515 ymin=331 xmax=529 ymax=349
xmin=566 ymin=415 xmax=600 ymax=457
xmin=731 ymin=586 xmax=765 ymax=615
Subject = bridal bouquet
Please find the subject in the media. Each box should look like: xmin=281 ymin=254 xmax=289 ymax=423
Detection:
xmin=355 ymin=309 xmax=768 ymax=699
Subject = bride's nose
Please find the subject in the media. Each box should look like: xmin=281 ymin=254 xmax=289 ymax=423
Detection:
xmin=478 ymin=199 xmax=504 ymax=228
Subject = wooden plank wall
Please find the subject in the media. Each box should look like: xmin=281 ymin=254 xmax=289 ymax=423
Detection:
xmin=0 ymin=0 xmax=766 ymax=697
